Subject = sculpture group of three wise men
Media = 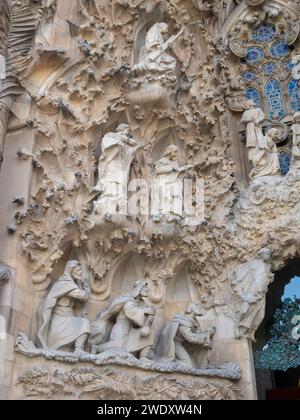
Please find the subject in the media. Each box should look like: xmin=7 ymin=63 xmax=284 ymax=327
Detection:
xmin=37 ymin=261 xmax=215 ymax=369
xmin=92 ymin=123 xmax=193 ymax=221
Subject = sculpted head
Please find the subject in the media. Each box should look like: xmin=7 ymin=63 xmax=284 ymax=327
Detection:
xmin=159 ymin=23 xmax=169 ymax=35
xmin=293 ymin=112 xmax=300 ymax=124
xmin=267 ymin=127 xmax=279 ymax=142
xmin=163 ymin=145 xmax=179 ymax=161
xmin=116 ymin=124 xmax=130 ymax=137
xmin=244 ymin=100 xmax=257 ymax=110
xmin=186 ymin=302 xmax=203 ymax=318
xmin=132 ymin=280 xmax=149 ymax=299
xmin=65 ymin=260 xmax=83 ymax=282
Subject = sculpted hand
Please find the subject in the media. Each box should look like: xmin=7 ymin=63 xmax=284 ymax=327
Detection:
xmin=145 ymin=306 xmax=156 ymax=315
xmin=140 ymin=326 xmax=150 ymax=337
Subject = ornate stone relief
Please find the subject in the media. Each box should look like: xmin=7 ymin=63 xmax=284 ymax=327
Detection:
xmin=2 ymin=0 xmax=300 ymax=401
xmin=0 ymin=0 xmax=41 ymax=167
xmin=242 ymin=101 xmax=280 ymax=179
xmin=16 ymin=273 xmax=240 ymax=380
xmin=18 ymin=365 xmax=242 ymax=400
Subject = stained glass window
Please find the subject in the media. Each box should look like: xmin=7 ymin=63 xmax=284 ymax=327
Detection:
xmin=243 ymin=71 xmax=257 ymax=82
xmin=261 ymin=62 xmax=277 ymax=76
xmin=270 ymin=39 xmax=290 ymax=58
xmin=252 ymin=24 xmax=276 ymax=43
xmin=246 ymin=87 xmax=261 ymax=106
xmin=288 ymin=79 xmax=300 ymax=113
xmin=246 ymin=47 xmax=264 ymax=64
xmin=279 ymin=152 xmax=291 ymax=176
xmin=265 ymin=79 xmax=285 ymax=119
xmin=284 ymin=60 xmax=296 ymax=71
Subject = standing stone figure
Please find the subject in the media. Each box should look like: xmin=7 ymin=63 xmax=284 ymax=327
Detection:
xmin=89 ymin=281 xmax=156 ymax=361
xmin=242 ymin=101 xmax=280 ymax=179
xmin=231 ymin=248 xmax=273 ymax=340
xmin=153 ymin=145 xmax=192 ymax=220
xmin=290 ymin=112 xmax=300 ymax=174
xmin=38 ymin=260 xmax=91 ymax=353
xmin=156 ymin=302 xmax=215 ymax=369
xmin=93 ymin=124 xmax=138 ymax=218
xmin=133 ymin=23 xmax=181 ymax=77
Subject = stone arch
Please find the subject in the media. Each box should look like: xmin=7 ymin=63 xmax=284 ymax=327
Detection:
xmin=254 ymin=258 xmax=300 ymax=399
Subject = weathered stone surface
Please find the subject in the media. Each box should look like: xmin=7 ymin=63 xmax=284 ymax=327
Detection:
xmin=1 ymin=0 xmax=300 ymax=400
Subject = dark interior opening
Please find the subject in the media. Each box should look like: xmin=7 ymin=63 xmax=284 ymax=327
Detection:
xmin=254 ymin=258 xmax=300 ymax=400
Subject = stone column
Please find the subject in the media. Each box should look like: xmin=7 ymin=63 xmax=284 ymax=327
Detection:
xmin=0 ymin=127 xmax=35 ymax=399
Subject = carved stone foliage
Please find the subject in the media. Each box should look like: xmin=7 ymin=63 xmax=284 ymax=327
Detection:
xmin=18 ymin=365 xmax=242 ymax=400
xmin=12 ymin=0 xmax=237 ymax=304
xmin=6 ymin=0 xmax=300 ymax=359
xmin=0 ymin=0 xmax=42 ymax=165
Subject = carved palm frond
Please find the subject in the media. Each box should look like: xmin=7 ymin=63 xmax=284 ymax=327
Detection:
xmin=0 ymin=0 xmax=40 ymax=164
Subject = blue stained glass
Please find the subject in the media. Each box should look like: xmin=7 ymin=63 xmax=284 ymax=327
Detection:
xmin=243 ymin=71 xmax=257 ymax=82
xmin=261 ymin=62 xmax=277 ymax=76
xmin=284 ymin=60 xmax=296 ymax=71
xmin=246 ymin=47 xmax=264 ymax=64
xmin=246 ymin=87 xmax=261 ymax=106
xmin=265 ymin=79 xmax=285 ymax=119
xmin=288 ymin=79 xmax=300 ymax=113
xmin=279 ymin=152 xmax=291 ymax=176
xmin=252 ymin=24 xmax=276 ymax=43
xmin=270 ymin=39 xmax=290 ymax=58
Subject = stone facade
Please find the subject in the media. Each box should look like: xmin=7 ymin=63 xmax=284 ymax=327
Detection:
xmin=1 ymin=0 xmax=300 ymax=400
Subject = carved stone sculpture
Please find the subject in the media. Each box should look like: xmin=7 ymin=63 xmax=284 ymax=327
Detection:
xmin=292 ymin=55 xmax=300 ymax=81
xmin=92 ymin=124 xmax=138 ymax=221
xmin=129 ymin=23 xmax=182 ymax=107
xmin=89 ymin=280 xmax=156 ymax=361
xmin=242 ymin=101 xmax=280 ymax=179
xmin=0 ymin=264 xmax=11 ymax=287
xmin=37 ymin=260 xmax=91 ymax=353
xmin=153 ymin=145 xmax=192 ymax=221
xmin=156 ymin=303 xmax=215 ymax=369
xmin=290 ymin=112 xmax=300 ymax=174
xmin=231 ymin=248 xmax=273 ymax=340
xmin=133 ymin=23 xmax=180 ymax=78
xmin=0 ymin=0 xmax=39 ymax=168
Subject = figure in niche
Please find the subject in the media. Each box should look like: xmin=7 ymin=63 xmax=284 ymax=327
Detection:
xmin=290 ymin=112 xmax=300 ymax=175
xmin=292 ymin=55 xmax=300 ymax=81
xmin=242 ymin=100 xmax=280 ymax=179
xmin=133 ymin=23 xmax=182 ymax=78
xmin=89 ymin=280 xmax=156 ymax=362
xmin=37 ymin=260 xmax=91 ymax=353
xmin=153 ymin=145 xmax=193 ymax=221
xmin=231 ymin=248 xmax=273 ymax=340
xmin=156 ymin=303 xmax=215 ymax=369
xmin=93 ymin=124 xmax=138 ymax=219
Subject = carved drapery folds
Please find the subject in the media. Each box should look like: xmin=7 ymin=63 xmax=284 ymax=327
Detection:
xmin=4 ymin=0 xmax=300 ymax=401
